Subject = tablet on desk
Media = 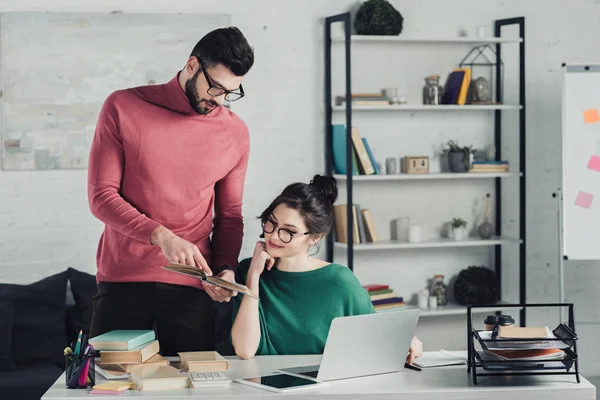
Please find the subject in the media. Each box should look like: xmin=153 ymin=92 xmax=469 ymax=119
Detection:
xmin=235 ymin=372 xmax=329 ymax=393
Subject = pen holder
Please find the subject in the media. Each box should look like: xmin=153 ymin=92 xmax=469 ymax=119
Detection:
xmin=65 ymin=353 xmax=95 ymax=389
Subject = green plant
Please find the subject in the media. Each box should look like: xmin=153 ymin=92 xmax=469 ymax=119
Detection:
xmin=354 ymin=0 xmax=404 ymax=36
xmin=446 ymin=140 xmax=473 ymax=157
xmin=451 ymin=218 xmax=467 ymax=229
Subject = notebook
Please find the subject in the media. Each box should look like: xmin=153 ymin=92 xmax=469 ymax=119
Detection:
xmin=99 ymin=340 xmax=160 ymax=364
xmin=178 ymin=351 xmax=228 ymax=372
xmin=89 ymin=330 xmax=155 ymax=351
xmin=129 ymin=365 xmax=189 ymax=391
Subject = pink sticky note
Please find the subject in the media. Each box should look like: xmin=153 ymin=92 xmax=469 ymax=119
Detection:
xmin=575 ymin=191 xmax=594 ymax=209
xmin=588 ymin=155 xmax=600 ymax=171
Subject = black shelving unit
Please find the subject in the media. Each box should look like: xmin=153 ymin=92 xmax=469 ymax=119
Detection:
xmin=467 ymin=303 xmax=580 ymax=384
xmin=323 ymin=13 xmax=527 ymax=324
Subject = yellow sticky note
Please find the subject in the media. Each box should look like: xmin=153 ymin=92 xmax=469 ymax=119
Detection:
xmin=583 ymin=108 xmax=600 ymax=124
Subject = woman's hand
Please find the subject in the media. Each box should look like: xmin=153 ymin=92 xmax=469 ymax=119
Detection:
xmin=248 ymin=241 xmax=275 ymax=277
xmin=406 ymin=336 xmax=423 ymax=365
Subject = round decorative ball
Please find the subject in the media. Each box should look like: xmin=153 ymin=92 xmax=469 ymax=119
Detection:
xmin=354 ymin=0 xmax=404 ymax=36
xmin=453 ymin=266 xmax=500 ymax=305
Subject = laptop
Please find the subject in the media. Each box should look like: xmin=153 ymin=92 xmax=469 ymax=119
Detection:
xmin=278 ymin=308 xmax=420 ymax=382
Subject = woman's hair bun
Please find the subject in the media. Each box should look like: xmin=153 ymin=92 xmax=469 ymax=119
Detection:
xmin=309 ymin=174 xmax=338 ymax=205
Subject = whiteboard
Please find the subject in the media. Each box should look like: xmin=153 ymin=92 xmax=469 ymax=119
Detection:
xmin=562 ymin=64 xmax=600 ymax=260
xmin=1 ymin=12 xmax=230 ymax=170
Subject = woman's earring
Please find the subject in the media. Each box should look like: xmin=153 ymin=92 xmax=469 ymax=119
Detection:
xmin=308 ymin=243 xmax=320 ymax=257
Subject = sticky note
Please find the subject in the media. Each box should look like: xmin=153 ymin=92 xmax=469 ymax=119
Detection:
xmin=588 ymin=155 xmax=600 ymax=171
xmin=583 ymin=108 xmax=600 ymax=124
xmin=575 ymin=191 xmax=594 ymax=209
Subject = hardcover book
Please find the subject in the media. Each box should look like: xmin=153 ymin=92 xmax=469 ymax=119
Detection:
xmin=162 ymin=263 xmax=259 ymax=300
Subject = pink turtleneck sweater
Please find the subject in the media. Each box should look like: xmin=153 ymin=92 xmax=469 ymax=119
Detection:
xmin=87 ymin=73 xmax=249 ymax=288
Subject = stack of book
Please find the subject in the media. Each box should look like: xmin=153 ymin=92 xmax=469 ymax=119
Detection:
xmin=363 ymin=284 xmax=406 ymax=312
xmin=470 ymin=160 xmax=509 ymax=173
xmin=90 ymin=330 xmax=166 ymax=379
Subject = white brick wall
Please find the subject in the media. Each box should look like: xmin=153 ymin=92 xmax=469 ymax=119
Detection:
xmin=1 ymin=0 xmax=599 ymax=375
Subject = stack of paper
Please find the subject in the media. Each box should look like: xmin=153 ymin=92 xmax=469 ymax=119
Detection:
xmin=413 ymin=350 xmax=467 ymax=368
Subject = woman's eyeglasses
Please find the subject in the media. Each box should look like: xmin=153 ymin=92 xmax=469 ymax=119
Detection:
xmin=261 ymin=218 xmax=309 ymax=244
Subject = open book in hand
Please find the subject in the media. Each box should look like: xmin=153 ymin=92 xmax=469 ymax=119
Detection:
xmin=162 ymin=263 xmax=259 ymax=300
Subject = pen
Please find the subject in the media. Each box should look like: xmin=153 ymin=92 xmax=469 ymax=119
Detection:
xmin=74 ymin=330 xmax=83 ymax=355
xmin=404 ymin=363 xmax=422 ymax=372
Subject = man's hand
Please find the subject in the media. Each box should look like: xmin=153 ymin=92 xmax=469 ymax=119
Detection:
xmin=204 ymin=269 xmax=238 ymax=303
xmin=406 ymin=336 xmax=423 ymax=365
xmin=151 ymin=226 xmax=211 ymax=275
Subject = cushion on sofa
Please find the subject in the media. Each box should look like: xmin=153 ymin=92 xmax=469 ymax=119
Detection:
xmin=0 ymin=301 xmax=16 ymax=371
xmin=66 ymin=267 xmax=97 ymax=345
xmin=0 ymin=364 xmax=63 ymax=400
xmin=0 ymin=270 xmax=69 ymax=368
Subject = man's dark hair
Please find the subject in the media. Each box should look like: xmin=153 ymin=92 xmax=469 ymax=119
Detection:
xmin=191 ymin=26 xmax=254 ymax=76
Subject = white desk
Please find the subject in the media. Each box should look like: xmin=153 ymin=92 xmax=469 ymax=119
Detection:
xmin=42 ymin=352 xmax=595 ymax=400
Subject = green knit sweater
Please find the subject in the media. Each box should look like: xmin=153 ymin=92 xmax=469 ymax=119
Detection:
xmin=231 ymin=257 xmax=375 ymax=355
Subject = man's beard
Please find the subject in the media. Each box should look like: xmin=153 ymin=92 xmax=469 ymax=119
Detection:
xmin=185 ymin=69 xmax=219 ymax=115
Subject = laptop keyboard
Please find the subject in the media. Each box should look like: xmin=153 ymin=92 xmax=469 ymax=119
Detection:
xmin=301 ymin=370 xmax=319 ymax=378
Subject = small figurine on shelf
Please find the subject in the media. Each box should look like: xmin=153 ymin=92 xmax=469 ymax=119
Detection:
xmin=450 ymin=217 xmax=468 ymax=240
xmin=478 ymin=193 xmax=494 ymax=239
xmin=431 ymin=274 xmax=447 ymax=306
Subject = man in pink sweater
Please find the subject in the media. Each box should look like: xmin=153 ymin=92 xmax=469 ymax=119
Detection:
xmin=87 ymin=27 xmax=254 ymax=355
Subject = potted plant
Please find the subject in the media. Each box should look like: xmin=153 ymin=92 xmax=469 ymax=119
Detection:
xmin=446 ymin=140 xmax=472 ymax=172
xmin=450 ymin=217 xmax=468 ymax=240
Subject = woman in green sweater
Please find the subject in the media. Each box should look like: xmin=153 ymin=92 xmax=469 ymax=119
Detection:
xmin=231 ymin=174 xmax=422 ymax=362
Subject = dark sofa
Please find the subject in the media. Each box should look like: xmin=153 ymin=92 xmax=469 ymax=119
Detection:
xmin=0 ymin=268 xmax=97 ymax=400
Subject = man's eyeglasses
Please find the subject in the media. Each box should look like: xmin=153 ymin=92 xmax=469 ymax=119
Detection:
xmin=262 ymin=218 xmax=310 ymax=244
xmin=196 ymin=56 xmax=245 ymax=102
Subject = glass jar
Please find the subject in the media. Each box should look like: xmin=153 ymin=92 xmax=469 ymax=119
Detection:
xmin=423 ymin=75 xmax=443 ymax=105
xmin=431 ymin=274 xmax=447 ymax=306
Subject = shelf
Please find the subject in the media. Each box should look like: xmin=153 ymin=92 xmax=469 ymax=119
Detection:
xmin=416 ymin=302 xmax=509 ymax=317
xmin=333 ymin=35 xmax=523 ymax=44
xmin=377 ymin=302 xmax=510 ymax=317
xmin=334 ymin=237 xmax=521 ymax=251
xmin=334 ymin=172 xmax=521 ymax=181
xmin=332 ymin=104 xmax=522 ymax=111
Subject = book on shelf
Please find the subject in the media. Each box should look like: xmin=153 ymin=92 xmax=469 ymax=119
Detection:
xmin=470 ymin=160 xmax=509 ymax=173
xmin=161 ymin=263 xmax=259 ymax=300
xmin=370 ymin=291 xmax=399 ymax=301
xmin=129 ymin=365 xmax=189 ymax=391
xmin=361 ymin=209 xmax=379 ymax=242
xmin=333 ymin=204 xmax=360 ymax=244
xmin=89 ymin=329 xmax=155 ymax=351
xmin=331 ymin=124 xmax=379 ymax=176
xmin=351 ymin=127 xmax=376 ymax=175
xmin=99 ymin=339 xmax=160 ymax=365
xmin=331 ymin=124 xmax=358 ymax=175
xmin=335 ymin=92 xmax=390 ymax=106
xmin=372 ymin=297 xmax=404 ymax=306
xmin=362 ymin=138 xmax=380 ymax=174
xmin=178 ymin=351 xmax=229 ymax=372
